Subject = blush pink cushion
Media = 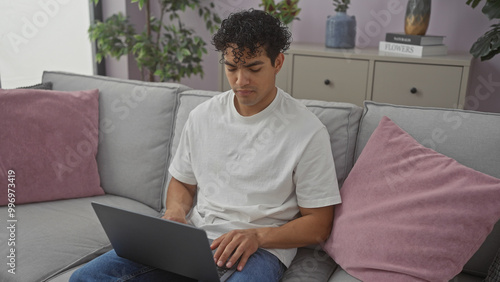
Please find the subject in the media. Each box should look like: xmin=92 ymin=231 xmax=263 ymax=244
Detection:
xmin=0 ymin=88 xmax=104 ymax=205
xmin=323 ymin=116 xmax=500 ymax=281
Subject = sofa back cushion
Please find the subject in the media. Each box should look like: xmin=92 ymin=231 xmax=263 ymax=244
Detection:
xmin=166 ymin=90 xmax=222 ymax=192
xmin=299 ymin=100 xmax=363 ymax=186
xmin=167 ymin=90 xmax=363 ymax=190
xmin=42 ymin=71 xmax=191 ymax=212
xmin=355 ymin=101 xmax=500 ymax=277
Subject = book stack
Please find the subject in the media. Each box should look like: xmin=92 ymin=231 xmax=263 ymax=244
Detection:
xmin=379 ymin=33 xmax=447 ymax=57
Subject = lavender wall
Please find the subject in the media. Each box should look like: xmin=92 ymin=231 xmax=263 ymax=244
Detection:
xmin=291 ymin=0 xmax=500 ymax=113
xmin=108 ymin=0 xmax=500 ymax=113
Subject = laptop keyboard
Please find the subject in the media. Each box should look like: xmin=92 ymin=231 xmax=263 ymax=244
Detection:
xmin=209 ymin=240 xmax=237 ymax=280
xmin=217 ymin=266 xmax=230 ymax=278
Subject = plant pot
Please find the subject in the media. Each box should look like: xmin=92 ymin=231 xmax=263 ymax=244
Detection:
xmin=325 ymin=12 xmax=356 ymax=49
xmin=405 ymin=0 xmax=431 ymax=35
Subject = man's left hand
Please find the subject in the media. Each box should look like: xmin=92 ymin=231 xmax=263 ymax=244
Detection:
xmin=211 ymin=229 xmax=262 ymax=271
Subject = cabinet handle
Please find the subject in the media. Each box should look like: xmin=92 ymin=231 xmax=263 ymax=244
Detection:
xmin=324 ymin=79 xmax=331 ymax=85
xmin=410 ymin=87 xmax=417 ymax=94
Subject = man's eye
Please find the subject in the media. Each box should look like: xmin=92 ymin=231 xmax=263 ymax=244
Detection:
xmin=226 ymin=68 xmax=236 ymax=72
xmin=250 ymin=68 xmax=261 ymax=73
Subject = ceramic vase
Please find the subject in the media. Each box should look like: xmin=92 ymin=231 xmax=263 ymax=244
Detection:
xmin=405 ymin=0 xmax=431 ymax=35
xmin=325 ymin=12 xmax=356 ymax=49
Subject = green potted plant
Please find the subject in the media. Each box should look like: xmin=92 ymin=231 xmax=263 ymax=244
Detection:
xmin=466 ymin=0 xmax=500 ymax=61
xmin=89 ymin=0 xmax=221 ymax=82
xmin=325 ymin=0 xmax=356 ymax=48
xmin=259 ymin=0 xmax=301 ymax=25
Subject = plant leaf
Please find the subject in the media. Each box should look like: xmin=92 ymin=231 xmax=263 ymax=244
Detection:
xmin=482 ymin=0 xmax=500 ymax=19
xmin=466 ymin=0 xmax=482 ymax=8
xmin=470 ymin=23 xmax=500 ymax=60
xmin=89 ymin=0 xmax=218 ymax=82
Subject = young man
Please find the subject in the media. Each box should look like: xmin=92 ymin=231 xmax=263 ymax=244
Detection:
xmin=71 ymin=9 xmax=341 ymax=282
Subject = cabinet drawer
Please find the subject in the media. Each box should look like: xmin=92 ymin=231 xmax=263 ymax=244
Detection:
xmin=292 ymin=55 xmax=369 ymax=106
xmin=372 ymin=62 xmax=463 ymax=108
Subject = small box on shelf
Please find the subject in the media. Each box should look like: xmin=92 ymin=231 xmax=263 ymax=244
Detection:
xmin=379 ymin=41 xmax=448 ymax=57
xmin=385 ymin=33 xmax=445 ymax=46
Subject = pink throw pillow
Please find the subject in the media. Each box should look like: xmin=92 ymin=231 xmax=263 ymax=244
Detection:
xmin=323 ymin=116 xmax=500 ymax=281
xmin=0 ymin=88 xmax=104 ymax=205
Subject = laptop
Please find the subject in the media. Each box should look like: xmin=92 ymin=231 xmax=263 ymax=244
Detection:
xmin=91 ymin=202 xmax=237 ymax=282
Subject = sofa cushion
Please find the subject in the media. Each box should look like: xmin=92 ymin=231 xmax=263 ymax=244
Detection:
xmin=328 ymin=268 xmax=484 ymax=282
xmin=355 ymin=101 xmax=500 ymax=276
xmin=168 ymin=90 xmax=220 ymax=173
xmin=168 ymin=90 xmax=363 ymax=188
xmin=15 ymin=81 xmax=53 ymax=90
xmin=42 ymin=71 xmax=191 ymax=211
xmin=0 ymin=88 xmax=104 ymax=205
xmin=484 ymin=248 xmax=500 ymax=281
xmin=355 ymin=102 xmax=500 ymax=181
xmin=300 ymin=100 xmax=362 ymax=187
xmin=46 ymin=267 xmax=78 ymax=282
xmin=328 ymin=267 xmax=362 ymax=282
xmin=325 ymin=116 xmax=500 ymax=281
xmin=280 ymin=246 xmax=337 ymax=282
xmin=0 ymin=195 xmax=160 ymax=282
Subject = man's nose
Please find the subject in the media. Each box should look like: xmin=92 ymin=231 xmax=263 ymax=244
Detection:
xmin=235 ymin=70 xmax=250 ymax=86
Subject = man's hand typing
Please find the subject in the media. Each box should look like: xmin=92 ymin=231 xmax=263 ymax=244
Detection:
xmin=211 ymin=229 xmax=260 ymax=271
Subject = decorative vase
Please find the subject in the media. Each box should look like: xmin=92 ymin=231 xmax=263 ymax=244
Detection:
xmin=325 ymin=12 xmax=356 ymax=49
xmin=404 ymin=0 xmax=431 ymax=35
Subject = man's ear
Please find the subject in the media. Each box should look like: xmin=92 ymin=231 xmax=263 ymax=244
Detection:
xmin=274 ymin=53 xmax=285 ymax=75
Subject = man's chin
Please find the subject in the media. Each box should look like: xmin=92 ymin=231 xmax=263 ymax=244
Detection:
xmin=235 ymin=98 xmax=257 ymax=107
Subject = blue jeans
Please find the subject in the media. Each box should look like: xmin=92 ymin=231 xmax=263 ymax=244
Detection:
xmin=70 ymin=248 xmax=286 ymax=282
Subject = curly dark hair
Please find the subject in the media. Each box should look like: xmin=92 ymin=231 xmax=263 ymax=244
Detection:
xmin=212 ymin=9 xmax=292 ymax=66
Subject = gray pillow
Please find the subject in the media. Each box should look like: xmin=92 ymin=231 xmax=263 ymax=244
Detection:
xmin=42 ymin=71 xmax=191 ymax=212
xmin=300 ymin=99 xmax=363 ymax=187
xmin=16 ymin=82 xmax=53 ymax=90
xmin=280 ymin=247 xmax=337 ymax=281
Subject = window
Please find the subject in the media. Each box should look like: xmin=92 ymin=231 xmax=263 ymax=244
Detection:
xmin=0 ymin=0 xmax=95 ymax=88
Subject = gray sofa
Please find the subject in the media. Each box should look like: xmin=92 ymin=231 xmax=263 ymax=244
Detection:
xmin=1 ymin=71 xmax=499 ymax=282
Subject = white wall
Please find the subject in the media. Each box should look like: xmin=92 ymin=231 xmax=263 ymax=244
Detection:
xmin=0 ymin=0 xmax=94 ymax=89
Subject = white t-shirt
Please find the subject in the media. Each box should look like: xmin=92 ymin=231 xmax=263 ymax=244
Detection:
xmin=169 ymin=88 xmax=341 ymax=267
